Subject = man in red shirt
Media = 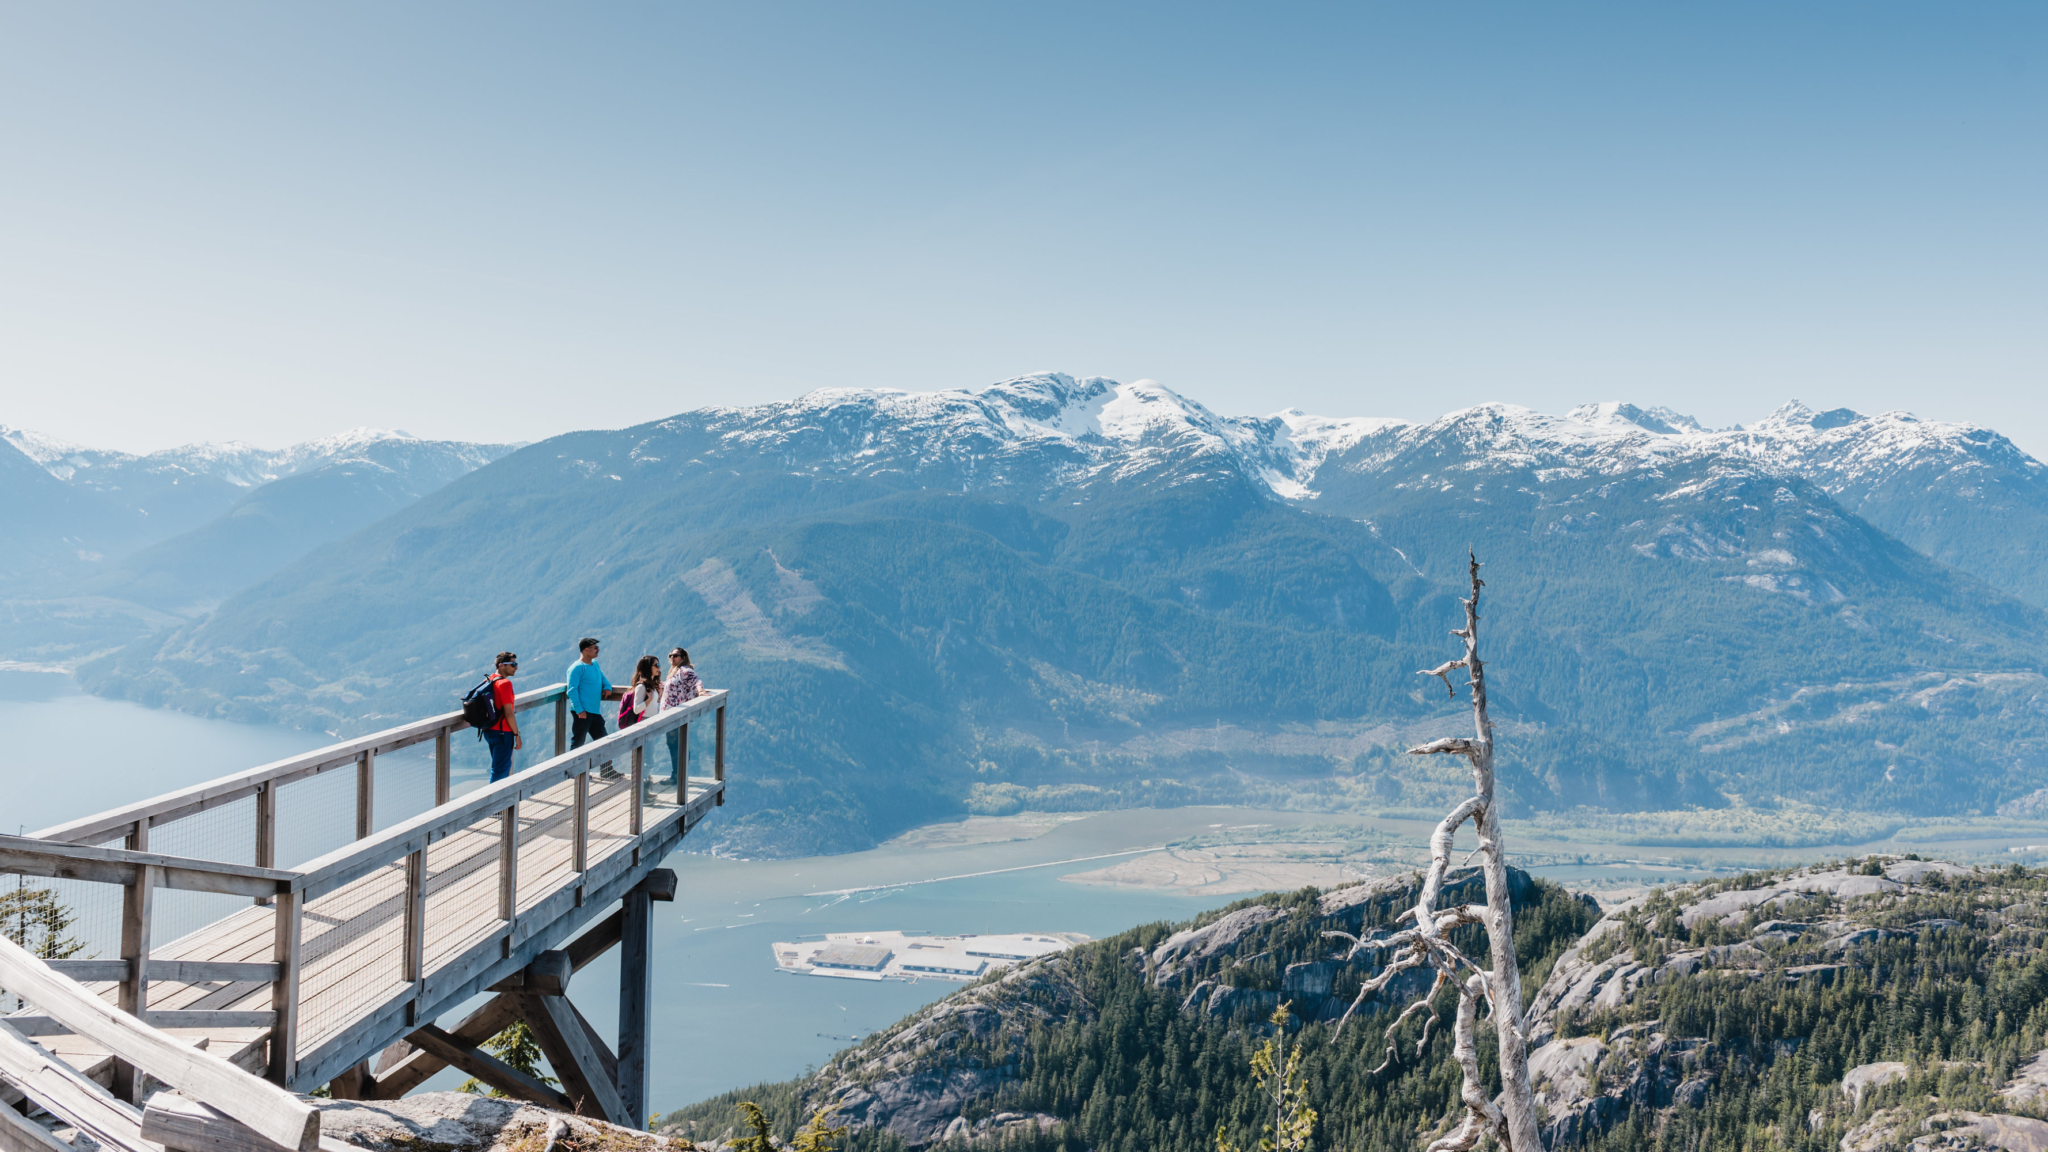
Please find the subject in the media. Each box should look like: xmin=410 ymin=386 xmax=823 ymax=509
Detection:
xmin=486 ymin=652 xmax=523 ymax=782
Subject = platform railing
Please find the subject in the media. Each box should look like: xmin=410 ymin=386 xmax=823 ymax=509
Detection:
xmin=31 ymin=682 xmax=587 ymax=855
xmin=2 ymin=684 xmax=728 ymax=1097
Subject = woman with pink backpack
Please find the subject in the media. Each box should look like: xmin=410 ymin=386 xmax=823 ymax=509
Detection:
xmin=617 ymin=654 xmax=662 ymax=729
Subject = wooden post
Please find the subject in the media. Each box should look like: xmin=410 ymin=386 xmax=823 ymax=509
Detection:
xmin=402 ymin=849 xmax=426 ymax=1003
xmin=572 ymin=773 xmax=589 ymax=874
xmin=434 ymin=729 xmax=451 ymax=807
xmin=714 ymin=704 xmax=726 ymax=806
xmin=676 ymin=723 xmax=689 ymax=804
xmin=499 ymin=805 xmax=519 ymax=922
xmin=269 ymin=888 xmax=302 ymax=1086
xmin=616 ymin=886 xmax=653 ymax=1128
xmin=554 ymin=695 xmax=568 ymax=758
xmin=255 ymin=782 xmax=276 ymax=871
xmin=356 ymin=751 xmax=375 ymax=840
xmin=629 ymin=744 xmax=643 ymax=837
xmin=115 ymin=856 xmax=155 ymax=1103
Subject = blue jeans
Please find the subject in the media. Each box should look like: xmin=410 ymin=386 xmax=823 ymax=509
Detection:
xmin=666 ymin=727 xmax=686 ymax=782
xmin=484 ymin=729 xmax=517 ymax=782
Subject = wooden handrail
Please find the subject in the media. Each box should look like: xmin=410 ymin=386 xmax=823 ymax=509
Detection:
xmin=0 ymin=935 xmax=321 ymax=1151
xmin=0 ymin=835 xmax=296 ymax=899
xmin=292 ymin=690 xmax=725 ymax=902
xmin=30 ymin=684 xmax=572 ymax=845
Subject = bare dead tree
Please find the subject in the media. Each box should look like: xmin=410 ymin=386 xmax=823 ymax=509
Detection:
xmin=1321 ymin=551 xmax=1542 ymax=1152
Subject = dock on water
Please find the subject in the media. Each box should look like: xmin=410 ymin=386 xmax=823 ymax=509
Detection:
xmin=770 ymin=931 xmax=1090 ymax=983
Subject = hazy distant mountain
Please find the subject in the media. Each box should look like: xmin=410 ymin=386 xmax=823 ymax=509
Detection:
xmin=82 ymin=374 xmax=2048 ymax=855
xmin=0 ymin=425 xmax=515 ymax=663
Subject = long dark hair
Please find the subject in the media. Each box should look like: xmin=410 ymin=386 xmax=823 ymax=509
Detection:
xmin=632 ymin=654 xmax=661 ymax=694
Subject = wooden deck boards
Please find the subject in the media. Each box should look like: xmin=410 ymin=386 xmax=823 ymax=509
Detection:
xmin=16 ymin=760 xmax=712 ymax=1095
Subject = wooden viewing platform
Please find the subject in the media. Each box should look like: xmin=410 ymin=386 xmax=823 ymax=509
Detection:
xmin=0 ymin=682 xmax=730 ymax=1146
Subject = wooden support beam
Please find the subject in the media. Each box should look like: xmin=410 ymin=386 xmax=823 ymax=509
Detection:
xmin=0 ymin=1100 xmax=71 ymax=1152
xmin=499 ymin=806 xmax=518 ymax=922
xmin=45 ymin=960 xmax=280 ymax=984
xmin=487 ymin=950 xmax=570 ymax=997
xmin=114 ymin=858 xmax=154 ymax=1104
xmin=402 ymin=850 xmax=426 ymax=989
xmin=365 ymin=993 xmax=522 ymax=1100
xmin=629 ymin=745 xmax=643 ymax=837
xmin=433 ymin=730 xmax=451 ymax=808
xmin=268 ymin=890 xmax=302 ymax=1087
xmin=714 ymin=705 xmax=725 ymax=806
xmin=255 ymin=782 xmax=276 ymax=876
xmin=565 ymin=912 xmax=623 ymax=973
xmin=572 ymin=775 xmax=589 ymax=875
xmin=355 ymin=752 xmax=374 ymax=841
xmin=0 ymin=1020 xmax=155 ymax=1152
xmin=404 ymin=1026 xmax=573 ymax=1113
xmin=617 ymin=885 xmax=652 ymax=1126
xmin=554 ymin=696 xmax=567 ymax=758
xmin=564 ymin=1000 xmax=617 ymax=1089
xmin=143 ymin=1012 xmax=278 ymax=1030
xmin=675 ymin=723 xmax=688 ymax=803
xmin=518 ymin=993 xmax=630 ymax=1127
xmin=0 ymin=939 xmax=319 ymax=1152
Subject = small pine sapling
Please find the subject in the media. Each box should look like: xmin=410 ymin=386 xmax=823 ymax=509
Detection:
xmin=460 ymin=1020 xmax=558 ymax=1095
xmin=1216 ymin=1003 xmax=1317 ymax=1152
xmin=791 ymin=1109 xmax=848 ymax=1152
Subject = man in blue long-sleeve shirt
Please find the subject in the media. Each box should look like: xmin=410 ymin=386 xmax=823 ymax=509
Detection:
xmin=567 ymin=637 xmax=623 ymax=749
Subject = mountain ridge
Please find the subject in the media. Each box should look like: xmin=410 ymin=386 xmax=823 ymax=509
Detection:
xmin=73 ymin=373 xmax=2048 ymax=856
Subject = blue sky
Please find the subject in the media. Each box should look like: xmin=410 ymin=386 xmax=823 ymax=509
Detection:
xmin=2 ymin=3 xmax=2043 ymax=455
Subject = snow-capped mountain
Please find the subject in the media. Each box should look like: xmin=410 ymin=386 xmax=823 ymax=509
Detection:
xmin=1304 ymin=398 xmax=2048 ymax=605
xmin=0 ymin=425 xmax=506 ymax=488
xmin=659 ymin=374 xmax=2048 ymax=604
xmin=672 ymin=372 xmax=1397 ymax=499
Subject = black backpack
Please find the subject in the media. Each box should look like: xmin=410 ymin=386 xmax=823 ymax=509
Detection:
xmin=461 ymin=676 xmax=501 ymax=735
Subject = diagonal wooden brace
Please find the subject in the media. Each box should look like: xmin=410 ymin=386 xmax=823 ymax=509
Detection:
xmin=402 ymin=1026 xmax=573 ymax=1113
xmin=518 ymin=993 xmax=630 ymax=1126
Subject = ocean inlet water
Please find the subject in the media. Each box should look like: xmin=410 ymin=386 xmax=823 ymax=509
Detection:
xmin=0 ymin=671 xmax=1261 ymax=1110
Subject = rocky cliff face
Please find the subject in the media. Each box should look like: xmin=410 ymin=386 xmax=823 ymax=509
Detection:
xmin=1518 ymin=857 xmax=2048 ymax=1150
xmin=667 ymin=856 xmax=2048 ymax=1151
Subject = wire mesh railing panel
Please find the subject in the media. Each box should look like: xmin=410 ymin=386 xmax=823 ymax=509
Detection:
xmin=587 ymin=766 xmax=635 ymax=861
xmin=147 ymin=794 xmax=259 ymax=945
xmin=371 ymin=743 xmax=436 ymax=834
xmin=422 ymin=813 xmax=506 ymax=973
xmin=0 ymin=862 xmax=124 ymax=1013
xmin=515 ymin=778 xmax=578 ymax=915
xmin=274 ymin=767 xmax=357 ymax=871
xmin=296 ymin=860 xmax=408 ymax=1058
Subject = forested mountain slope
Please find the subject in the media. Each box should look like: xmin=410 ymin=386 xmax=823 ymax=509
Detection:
xmin=77 ymin=375 xmax=2048 ymax=854
xmin=664 ymin=858 xmax=2048 ymax=1152
xmin=662 ymin=868 xmax=1600 ymax=1152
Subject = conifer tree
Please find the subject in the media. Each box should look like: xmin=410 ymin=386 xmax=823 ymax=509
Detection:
xmin=459 ymin=1020 xmax=556 ymax=1096
xmin=1216 ymin=1003 xmax=1316 ymax=1152
xmin=0 ymin=882 xmax=86 ymax=961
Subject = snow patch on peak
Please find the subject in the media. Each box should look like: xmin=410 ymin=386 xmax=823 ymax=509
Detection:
xmin=1752 ymin=400 xmax=1866 ymax=433
xmin=1565 ymin=402 xmax=1704 ymax=435
xmin=0 ymin=425 xmax=95 ymax=467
